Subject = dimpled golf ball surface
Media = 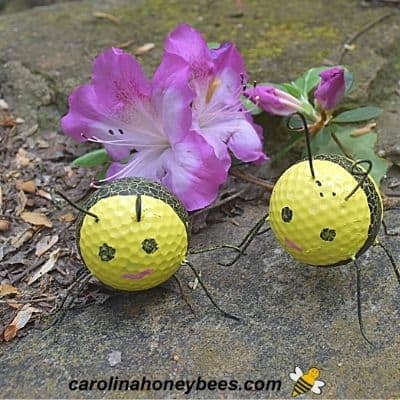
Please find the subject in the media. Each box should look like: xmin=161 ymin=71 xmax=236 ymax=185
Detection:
xmin=79 ymin=195 xmax=188 ymax=291
xmin=269 ymin=159 xmax=372 ymax=266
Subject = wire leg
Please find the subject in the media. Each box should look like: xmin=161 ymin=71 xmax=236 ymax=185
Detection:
xmin=219 ymin=214 xmax=268 ymax=267
xmin=184 ymin=261 xmax=240 ymax=321
xmin=238 ymin=214 xmax=268 ymax=248
xmin=43 ymin=268 xmax=91 ymax=330
xmin=382 ymin=220 xmax=399 ymax=237
xmin=188 ymin=244 xmax=242 ymax=255
xmin=375 ymin=241 xmax=400 ymax=286
xmin=354 ymin=259 xmax=373 ymax=346
xmin=236 ymin=226 xmax=271 ymax=260
xmin=173 ymin=275 xmax=195 ymax=315
xmin=257 ymin=228 xmax=270 ymax=236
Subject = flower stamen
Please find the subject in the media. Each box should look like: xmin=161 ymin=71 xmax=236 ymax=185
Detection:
xmin=81 ymin=132 xmax=168 ymax=148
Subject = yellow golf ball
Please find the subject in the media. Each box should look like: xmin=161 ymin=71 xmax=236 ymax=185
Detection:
xmin=76 ymin=178 xmax=189 ymax=291
xmin=269 ymin=155 xmax=382 ymax=266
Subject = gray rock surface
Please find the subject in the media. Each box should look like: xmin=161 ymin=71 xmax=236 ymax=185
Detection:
xmin=1 ymin=0 xmax=400 ymax=398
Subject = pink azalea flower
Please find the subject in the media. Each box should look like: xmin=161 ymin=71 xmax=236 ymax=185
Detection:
xmin=244 ymin=85 xmax=308 ymax=116
xmin=61 ymin=48 xmax=227 ymax=211
xmin=159 ymin=23 xmax=268 ymax=172
xmin=314 ymin=66 xmax=346 ymax=110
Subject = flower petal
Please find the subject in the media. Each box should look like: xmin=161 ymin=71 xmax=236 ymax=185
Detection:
xmin=61 ymin=83 xmax=165 ymax=161
xmin=211 ymin=42 xmax=246 ymax=97
xmin=60 ymin=84 xmax=130 ymax=160
xmin=61 ymin=48 xmax=170 ymax=161
xmin=201 ymin=117 xmax=267 ymax=165
xmin=105 ymin=148 xmax=166 ymax=182
xmin=227 ymin=119 xmax=268 ymax=164
xmin=105 ymin=132 xmax=227 ymax=211
xmin=152 ymin=54 xmax=195 ymax=144
xmin=193 ymin=126 xmax=232 ymax=172
xmin=92 ymin=47 xmax=151 ymax=110
xmin=153 ymin=52 xmax=190 ymax=90
xmin=163 ymin=23 xmax=214 ymax=78
xmin=61 ymin=83 xmax=102 ymax=143
xmin=162 ymin=132 xmax=228 ymax=211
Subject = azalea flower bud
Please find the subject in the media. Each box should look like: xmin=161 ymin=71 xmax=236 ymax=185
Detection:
xmin=314 ymin=67 xmax=345 ymax=111
xmin=245 ymin=86 xmax=308 ymax=117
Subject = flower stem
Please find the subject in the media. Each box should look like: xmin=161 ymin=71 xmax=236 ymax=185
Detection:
xmin=229 ymin=169 xmax=274 ymax=191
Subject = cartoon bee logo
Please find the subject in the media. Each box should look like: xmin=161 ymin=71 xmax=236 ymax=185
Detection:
xmin=289 ymin=366 xmax=325 ymax=397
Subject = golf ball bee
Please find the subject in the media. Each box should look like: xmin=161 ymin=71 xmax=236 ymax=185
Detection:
xmin=269 ymin=153 xmax=382 ymax=267
xmin=224 ymin=113 xmax=400 ymax=341
xmin=55 ymin=177 xmax=238 ymax=320
xmin=289 ymin=366 xmax=325 ymax=397
xmin=75 ymin=177 xmax=189 ymax=291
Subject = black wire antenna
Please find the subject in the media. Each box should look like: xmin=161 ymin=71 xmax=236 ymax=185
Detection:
xmin=345 ymin=160 xmax=373 ymax=201
xmin=54 ymin=190 xmax=99 ymax=223
xmin=287 ymin=112 xmax=315 ymax=179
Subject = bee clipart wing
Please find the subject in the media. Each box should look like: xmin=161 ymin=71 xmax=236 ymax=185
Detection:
xmin=311 ymin=380 xmax=325 ymax=394
xmin=289 ymin=367 xmax=303 ymax=382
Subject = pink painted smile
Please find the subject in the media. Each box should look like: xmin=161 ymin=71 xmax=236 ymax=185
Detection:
xmin=122 ymin=268 xmax=154 ymax=280
xmin=284 ymin=237 xmax=303 ymax=252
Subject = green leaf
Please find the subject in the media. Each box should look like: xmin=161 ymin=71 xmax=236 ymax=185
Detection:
xmin=241 ymin=95 xmax=263 ymax=115
xmin=294 ymin=66 xmax=331 ymax=99
xmin=332 ymin=106 xmax=383 ymax=123
xmin=281 ymin=82 xmax=303 ymax=98
xmin=344 ymin=69 xmax=354 ymax=94
xmin=207 ymin=41 xmax=220 ymax=49
xmin=287 ymin=114 xmax=316 ymax=131
xmin=303 ymin=126 xmax=336 ymax=155
xmin=309 ymin=124 xmax=390 ymax=183
xmin=95 ymin=165 xmax=109 ymax=181
xmin=72 ymin=148 xmax=110 ymax=168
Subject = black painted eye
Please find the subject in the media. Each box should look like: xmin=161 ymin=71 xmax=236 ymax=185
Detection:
xmin=281 ymin=206 xmax=293 ymax=223
xmin=99 ymin=243 xmax=116 ymax=261
xmin=142 ymin=238 xmax=158 ymax=254
xmin=320 ymin=228 xmax=336 ymax=242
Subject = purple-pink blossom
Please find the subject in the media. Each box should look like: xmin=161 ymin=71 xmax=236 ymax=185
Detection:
xmin=61 ymin=24 xmax=268 ymax=211
xmin=314 ymin=67 xmax=345 ymax=110
xmin=160 ymin=23 xmax=268 ymax=172
xmin=61 ymin=48 xmax=227 ymax=211
xmin=244 ymin=86 xmax=307 ymax=117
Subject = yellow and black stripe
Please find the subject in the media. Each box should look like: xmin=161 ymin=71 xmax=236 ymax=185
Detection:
xmin=292 ymin=377 xmax=313 ymax=397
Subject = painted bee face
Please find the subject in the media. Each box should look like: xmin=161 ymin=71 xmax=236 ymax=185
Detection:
xmin=78 ymin=191 xmax=188 ymax=291
xmin=269 ymin=159 xmax=378 ymax=266
xmin=77 ymin=180 xmax=188 ymax=291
